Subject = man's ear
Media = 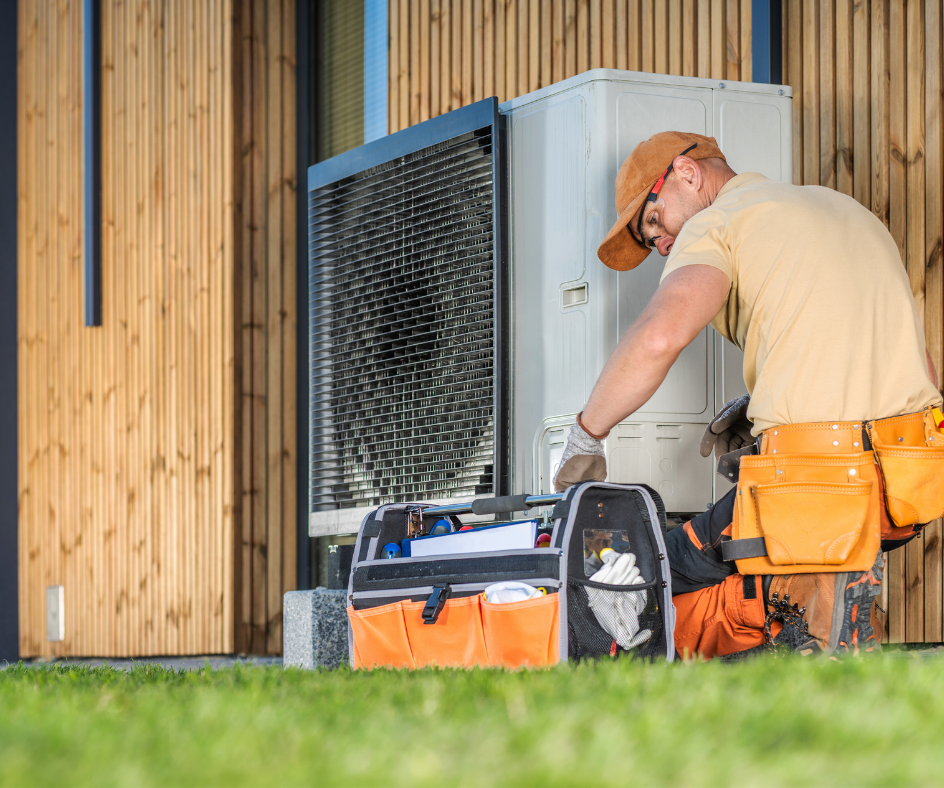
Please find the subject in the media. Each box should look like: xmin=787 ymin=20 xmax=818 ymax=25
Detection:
xmin=671 ymin=155 xmax=702 ymax=191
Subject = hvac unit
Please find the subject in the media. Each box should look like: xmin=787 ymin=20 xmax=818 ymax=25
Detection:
xmin=308 ymin=69 xmax=793 ymax=538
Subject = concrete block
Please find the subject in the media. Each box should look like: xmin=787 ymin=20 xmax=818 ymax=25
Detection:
xmin=283 ymin=588 xmax=349 ymax=670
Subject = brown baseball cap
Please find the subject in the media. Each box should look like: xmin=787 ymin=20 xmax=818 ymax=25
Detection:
xmin=597 ymin=131 xmax=726 ymax=271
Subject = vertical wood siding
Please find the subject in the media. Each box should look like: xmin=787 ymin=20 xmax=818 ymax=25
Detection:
xmin=17 ymin=0 xmax=296 ymax=657
xmin=18 ymin=0 xmax=236 ymax=657
xmin=783 ymin=0 xmax=944 ymax=643
xmin=232 ymin=0 xmax=298 ymax=656
xmin=388 ymin=0 xmax=753 ymax=133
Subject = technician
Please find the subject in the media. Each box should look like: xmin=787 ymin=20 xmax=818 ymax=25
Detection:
xmin=553 ymin=130 xmax=944 ymax=658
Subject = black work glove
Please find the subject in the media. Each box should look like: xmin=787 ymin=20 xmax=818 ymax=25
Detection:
xmin=700 ymin=394 xmax=754 ymax=458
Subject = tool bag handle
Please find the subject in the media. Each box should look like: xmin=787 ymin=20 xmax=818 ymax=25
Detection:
xmin=421 ymin=493 xmax=563 ymax=517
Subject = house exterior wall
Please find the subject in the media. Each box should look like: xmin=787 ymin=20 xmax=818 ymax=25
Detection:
xmin=17 ymin=0 xmax=296 ymax=658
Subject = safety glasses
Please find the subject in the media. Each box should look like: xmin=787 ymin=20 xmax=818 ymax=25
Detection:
xmin=635 ymin=142 xmax=698 ymax=247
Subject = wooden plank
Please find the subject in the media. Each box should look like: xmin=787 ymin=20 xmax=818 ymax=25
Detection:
xmin=554 ymin=0 xmax=566 ymax=80
xmin=739 ymin=0 xmax=750 ymax=82
xmin=529 ymin=0 xmax=539 ymax=90
xmin=431 ymin=0 xmax=440 ymax=116
xmin=836 ymin=0 xmax=854 ymax=195
xmin=541 ymin=0 xmax=552 ymax=86
xmin=577 ymin=0 xmax=588 ymax=74
xmin=33 ymin=0 xmax=46 ymax=657
xmin=905 ymin=0 xmax=926 ymax=643
xmin=236 ymin=0 xmax=252 ymax=655
xmin=602 ymin=0 xmax=615 ymax=69
xmin=132 ymin=0 xmax=146 ymax=654
xmin=389 ymin=0 xmax=400 ymax=132
xmin=484 ymin=0 xmax=495 ymax=98
xmin=221 ymin=0 xmax=236 ymax=654
xmin=710 ymin=0 xmax=722 ymax=80
xmin=505 ymin=0 xmax=516 ymax=100
xmin=441 ymin=0 xmax=452 ymax=111
xmin=200 ymin=0 xmax=213 ymax=652
xmin=280 ymin=0 xmax=298 ymax=629
xmin=410 ymin=0 xmax=420 ymax=124
xmin=653 ymin=0 xmax=667 ymax=74
xmin=518 ymin=0 xmax=528 ymax=95
xmin=884 ymin=0 xmax=907 ymax=642
xmin=819 ymin=0 xmax=837 ymax=190
xmin=802 ymin=0 xmax=819 ymax=185
xmin=641 ymin=0 xmax=653 ymax=73
xmin=681 ymin=0 xmax=694 ymax=76
xmin=852 ymin=0 xmax=870 ymax=206
xmin=464 ymin=0 xmax=474 ymax=106
xmin=697 ymin=0 xmax=709 ymax=77
xmin=250 ymin=0 xmax=268 ymax=655
xmin=925 ymin=0 xmax=944 ymax=637
xmin=494 ymin=0 xmax=503 ymax=101
xmin=186 ymin=0 xmax=200 ymax=653
xmin=565 ymin=0 xmax=577 ymax=78
xmin=871 ymin=0 xmax=888 ymax=222
xmin=590 ymin=0 xmax=601 ymax=69
xmin=421 ymin=0 xmax=431 ymax=118
xmin=265 ymin=0 xmax=285 ymax=654
xmin=616 ymin=0 xmax=627 ymax=71
xmin=18 ymin=0 xmax=34 ymax=657
xmin=49 ymin=0 xmax=64 ymax=657
xmin=724 ymin=0 xmax=738 ymax=81
xmin=399 ymin=0 xmax=409 ymax=126
xmin=453 ymin=0 xmax=463 ymax=108
xmin=786 ymin=0 xmax=803 ymax=185
xmin=150 ymin=0 xmax=168 ymax=654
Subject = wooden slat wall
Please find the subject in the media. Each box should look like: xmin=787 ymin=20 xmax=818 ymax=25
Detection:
xmin=17 ymin=0 xmax=296 ymax=657
xmin=388 ymin=0 xmax=753 ymax=132
xmin=783 ymin=0 xmax=944 ymax=643
xmin=232 ymin=0 xmax=298 ymax=656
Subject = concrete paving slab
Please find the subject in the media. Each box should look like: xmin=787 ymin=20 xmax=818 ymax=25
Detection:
xmin=2 ymin=655 xmax=282 ymax=671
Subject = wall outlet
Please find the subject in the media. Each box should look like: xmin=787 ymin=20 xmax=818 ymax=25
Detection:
xmin=46 ymin=585 xmax=64 ymax=642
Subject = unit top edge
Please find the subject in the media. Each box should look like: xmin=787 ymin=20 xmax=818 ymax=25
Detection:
xmin=498 ymin=68 xmax=793 ymax=113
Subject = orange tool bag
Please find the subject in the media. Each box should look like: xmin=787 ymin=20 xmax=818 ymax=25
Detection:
xmin=346 ymin=482 xmax=676 ymax=670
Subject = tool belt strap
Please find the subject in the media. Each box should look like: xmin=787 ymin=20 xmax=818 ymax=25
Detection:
xmin=721 ymin=537 xmax=768 ymax=561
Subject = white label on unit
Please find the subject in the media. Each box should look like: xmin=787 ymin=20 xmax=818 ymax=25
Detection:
xmin=46 ymin=585 xmax=64 ymax=642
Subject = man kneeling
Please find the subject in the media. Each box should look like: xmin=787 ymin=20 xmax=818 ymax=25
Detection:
xmin=554 ymin=131 xmax=943 ymax=659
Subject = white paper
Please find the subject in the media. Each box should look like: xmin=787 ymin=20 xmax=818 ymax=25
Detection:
xmin=406 ymin=519 xmax=538 ymax=558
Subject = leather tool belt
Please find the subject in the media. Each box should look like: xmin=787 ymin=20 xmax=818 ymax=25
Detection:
xmin=723 ymin=408 xmax=944 ymax=576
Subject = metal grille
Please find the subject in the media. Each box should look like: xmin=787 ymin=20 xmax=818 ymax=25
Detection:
xmin=309 ymin=123 xmax=500 ymax=510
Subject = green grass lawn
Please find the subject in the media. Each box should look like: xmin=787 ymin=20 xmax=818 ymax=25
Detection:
xmin=0 ymin=654 xmax=941 ymax=787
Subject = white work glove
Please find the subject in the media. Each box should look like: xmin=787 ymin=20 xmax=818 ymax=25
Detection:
xmin=585 ymin=550 xmax=652 ymax=651
xmin=700 ymin=394 xmax=753 ymax=458
xmin=553 ymin=421 xmax=607 ymax=493
xmin=483 ymin=581 xmax=543 ymax=604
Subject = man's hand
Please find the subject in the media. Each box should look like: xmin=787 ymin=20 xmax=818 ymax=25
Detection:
xmin=553 ymin=421 xmax=607 ymax=492
xmin=700 ymin=394 xmax=753 ymax=458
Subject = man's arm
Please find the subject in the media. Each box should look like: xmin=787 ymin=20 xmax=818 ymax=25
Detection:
xmin=928 ymin=349 xmax=939 ymax=390
xmin=580 ymin=265 xmax=731 ymax=436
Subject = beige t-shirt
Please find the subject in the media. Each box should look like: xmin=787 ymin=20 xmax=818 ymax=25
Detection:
xmin=660 ymin=172 xmax=942 ymax=434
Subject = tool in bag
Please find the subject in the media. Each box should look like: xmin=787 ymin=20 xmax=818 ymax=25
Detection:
xmin=346 ymin=481 xmax=675 ymax=669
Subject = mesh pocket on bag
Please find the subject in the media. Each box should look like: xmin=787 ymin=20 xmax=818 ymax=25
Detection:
xmin=567 ymin=582 xmax=666 ymax=662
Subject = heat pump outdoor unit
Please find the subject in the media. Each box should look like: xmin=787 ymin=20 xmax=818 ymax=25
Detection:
xmin=308 ymin=69 xmax=793 ymax=538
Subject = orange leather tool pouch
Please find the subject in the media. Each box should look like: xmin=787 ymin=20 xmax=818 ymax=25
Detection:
xmin=868 ymin=408 xmax=944 ymax=530
xmin=732 ymin=436 xmax=881 ymax=576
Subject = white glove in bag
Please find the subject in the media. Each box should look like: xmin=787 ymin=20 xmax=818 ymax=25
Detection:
xmin=483 ymin=581 xmax=544 ymax=604
xmin=586 ymin=549 xmax=652 ymax=650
